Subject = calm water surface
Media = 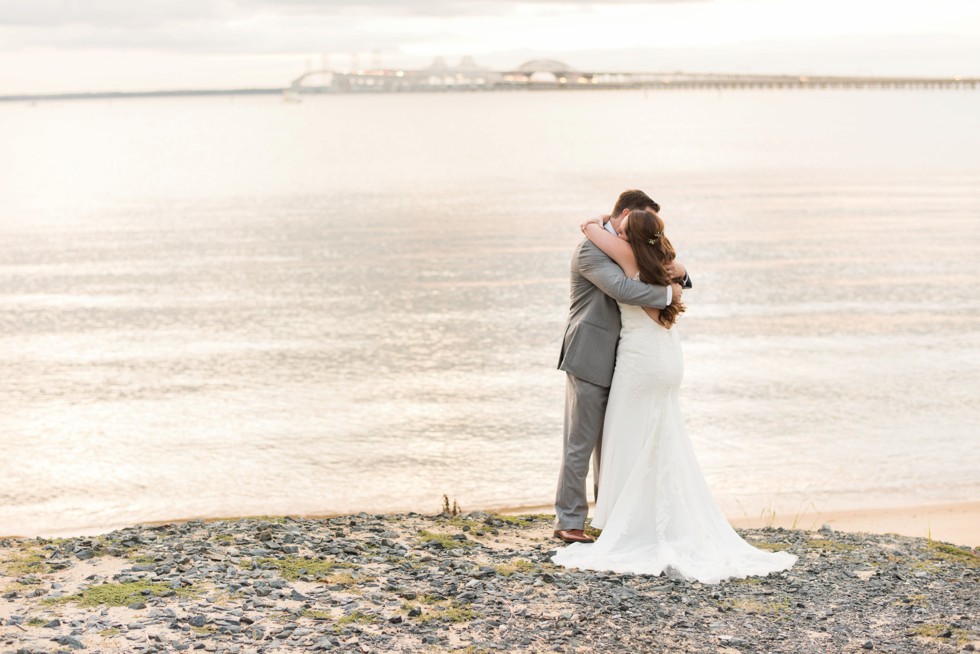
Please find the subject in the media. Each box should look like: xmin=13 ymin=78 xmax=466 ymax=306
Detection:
xmin=1 ymin=90 xmax=978 ymax=536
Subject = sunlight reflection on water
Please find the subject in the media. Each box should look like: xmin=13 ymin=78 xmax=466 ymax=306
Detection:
xmin=1 ymin=90 xmax=978 ymax=536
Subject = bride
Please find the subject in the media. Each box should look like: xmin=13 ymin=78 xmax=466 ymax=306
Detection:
xmin=551 ymin=209 xmax=797 ymax=584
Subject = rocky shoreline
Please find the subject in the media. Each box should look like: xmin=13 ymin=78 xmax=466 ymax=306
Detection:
xmin=1 ymin=512 xmax=977 ymax=653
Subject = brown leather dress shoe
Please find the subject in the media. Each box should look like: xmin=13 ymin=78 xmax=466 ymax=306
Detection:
xmin=554 ymin=529 xmax=595 ymax=544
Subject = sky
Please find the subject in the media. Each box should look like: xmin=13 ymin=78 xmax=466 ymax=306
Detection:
xmin=1 ymin=0 xmax=980 ymax=94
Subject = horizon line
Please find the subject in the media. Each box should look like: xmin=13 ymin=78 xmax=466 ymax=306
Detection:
xmin=3 ymin=70 xmax=978 ymax=103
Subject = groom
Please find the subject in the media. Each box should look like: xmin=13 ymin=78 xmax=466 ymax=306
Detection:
xmin=554 ymin=189 xmax=692 ymax=543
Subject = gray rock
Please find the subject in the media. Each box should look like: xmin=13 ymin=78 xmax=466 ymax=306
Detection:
xmin=54 ymin=635 xmax=86 ymax=649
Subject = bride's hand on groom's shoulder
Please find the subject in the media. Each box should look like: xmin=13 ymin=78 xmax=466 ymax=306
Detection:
xmin=580 ymin=215 xmax=607 ymax=233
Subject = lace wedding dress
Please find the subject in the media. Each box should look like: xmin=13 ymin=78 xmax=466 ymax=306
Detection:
xmin=552 ymin=302 xmax=797 ymax=584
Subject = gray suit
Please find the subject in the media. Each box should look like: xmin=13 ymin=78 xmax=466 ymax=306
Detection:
xmin=555 ymin=238 xmax=691 ymax=530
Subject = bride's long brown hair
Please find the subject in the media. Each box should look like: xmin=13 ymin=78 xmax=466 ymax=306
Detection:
xmin=624 ymin=210 xmax=685 ymax=328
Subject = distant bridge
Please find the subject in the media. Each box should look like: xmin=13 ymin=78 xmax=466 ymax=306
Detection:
xmin=288 ymin=59 xmax=979 ymax=94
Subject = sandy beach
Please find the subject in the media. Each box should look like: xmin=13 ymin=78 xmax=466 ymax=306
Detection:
xmin=4 ymin=501 xmax=978 ymax=549
xmin=729 ymin=501 xmax=980 ymax=549
xmin=499 ymin=501 xmax=980 ymax=549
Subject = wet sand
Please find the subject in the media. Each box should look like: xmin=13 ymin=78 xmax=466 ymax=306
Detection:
xmin=728 ymin=502 xmax=980 ymax=548
xmin=501 ymin=501 xmax=980 ymax=548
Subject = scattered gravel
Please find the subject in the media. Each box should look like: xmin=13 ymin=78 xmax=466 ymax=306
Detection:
xmin=1 ymin=512 xmax=977 ymax=653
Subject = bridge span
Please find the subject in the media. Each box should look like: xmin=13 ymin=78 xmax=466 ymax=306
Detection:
xmin=289 ymin=59 xmax=979 ymax=94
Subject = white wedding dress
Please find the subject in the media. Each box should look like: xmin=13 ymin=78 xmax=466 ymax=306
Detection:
xmin=552 ymin=301 xmax=797 ymax=584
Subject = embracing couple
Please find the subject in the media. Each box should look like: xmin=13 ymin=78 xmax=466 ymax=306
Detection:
xmin=551 ymin=189 xmax=796 ymax=584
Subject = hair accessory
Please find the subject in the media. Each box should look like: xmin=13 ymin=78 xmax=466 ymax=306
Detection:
xmin=647 ymin=232 xmax=662 ymax=245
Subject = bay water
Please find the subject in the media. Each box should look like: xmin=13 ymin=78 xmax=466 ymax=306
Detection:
xmin=1 ymin=89 xmax=978 ymax=536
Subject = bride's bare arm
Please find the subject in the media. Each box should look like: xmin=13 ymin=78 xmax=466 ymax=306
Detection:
xmin=582 ymin=222 xmax=639 ymax=278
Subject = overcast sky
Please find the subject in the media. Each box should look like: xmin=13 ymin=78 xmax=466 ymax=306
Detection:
xmin=2 ymin=0 xmax=979 ymax=94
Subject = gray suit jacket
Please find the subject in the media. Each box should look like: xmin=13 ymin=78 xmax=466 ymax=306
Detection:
xmin=558 ymin=239 xmax=692 ymax=388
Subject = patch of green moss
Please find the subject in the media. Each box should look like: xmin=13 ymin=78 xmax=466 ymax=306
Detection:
xmin=926 ymin=542 xmax=980 ymax=567
xmin=417 ymin=530 xmax=475 ymax=549
xmin=912 ymin=623 xmax=970 ymax=646
xmin=486 ymin=513 xmax=531 ymax=528
xmin=439 ymin=604 xmax=477 ymax=623
xmin=5 ymin=550 xmax=50 ymax=575
xmin=301 ymin=609 xmax=332 ymax=620
xmin=255 ymin=556 xmax=356 ymax=581
xmin=584 ymin=526 xmax=602 ymax=539
xmin=913 ymin=623 xmax=947 ymax=637
xmin=325 ymin=570 xmax=373 ymax=587
xmin=334 ymin=610 xmax=377 ymax=632
xmin=910 ymin=559 xmax=941 ymax=573
xmin=100 ymin=627 xmax=121 ymax=637
xmin=50 ymin=580 xmax=194 ymax=607
xmin=748 ymin=541 xmax=791 ymax=552
xmin=895 ymin=594 xmax=929 ymax=608
xmin=26 ymin=618 xmax=47 ymax=627
xmin=806 ymin=538 xmax=857 ymax=552
xmin=127 ymin=554 xmax=156 ymax=564
xmin=439 ymin=515 xmax=483 ymax=531
xmin=495 ymin=559 xmax=536 ymax=577
xmin=191 ymin=625 xmax=217 ymax=635
xmin=250 ymin=515 xmax=288 ymax=524
xmin=211 ymin=534 xmax=235 ymax=544
xmin=91 ymin=535 xmax=133 ymax=557
xmin=413 ymin=600 xmax=477 ymax=624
